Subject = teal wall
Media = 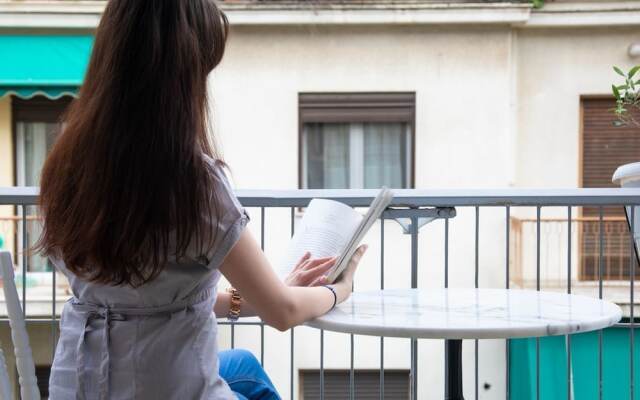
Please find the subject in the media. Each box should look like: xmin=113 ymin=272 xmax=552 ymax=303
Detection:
xmin=510 ymin=328 xmax=640 ymax=399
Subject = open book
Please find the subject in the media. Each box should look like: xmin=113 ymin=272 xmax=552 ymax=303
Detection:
xmin=278 ymin=188 xmax=394 ymax=283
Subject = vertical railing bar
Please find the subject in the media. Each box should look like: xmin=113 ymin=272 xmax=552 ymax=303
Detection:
xmin=380 ymin=216 xmax=385 ymax=400
xmin=230 ymin=324 xmax=237 ymax=350
xmin=52 ymin=252 xmax=57 ymax=363
xmin=567 ymin=206 xmax=573 ymax=400
xmin=319 ymin=214 xmax=326 ymax=400
xmin=506 ymin=206 xmax=510 ymax=400
xmin=320 ymin=329 xmax=324 ymax=400
xmin=629 ymin=206 xmax=635 ymax=400
xmin=536 ymin=206 xmax=541 ymax=400
xmin=260 ymin=207 xmax=265 ymax=251
xmin=598 ymin=206 xmax=603 ymax=298
xmin=445 ymin=218 xmax=449 ymax=289
xmin=410 ymin=215 xmax=419 ymax=400
xmin=350 ymin=333 xmax=355 ymax=400
xmin=598 ymin=206 xmax=604 ymax=400
xmin=475 ymin=206 xmax=480 ymax=288
xmin=290 ymin=206 xmax=295 ymax=400
xmin=260 ymin=207 xmax=265 ymax=367
xmin=536 ymin=206 xmax=541 ymax=290
xmin=568 ymin=206 xmax=573 ymax=293
xmin=21 ymin=205 xmax=27 ymax=316
xmin=290 ymin=329 xmax=295 ymax=400
xmin=475 ymin=206 xmax=479 ymax=400
xmin=506 ymin=206 xmax=510 ymax=290
xmin=260 ymin=207 xmax=266 ymax=367
xmin=260 ymin=324 xmax=265 ymax=367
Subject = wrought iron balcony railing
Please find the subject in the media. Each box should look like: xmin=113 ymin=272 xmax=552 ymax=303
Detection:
xmin=0 ymin=186 xmax=638 ymax=400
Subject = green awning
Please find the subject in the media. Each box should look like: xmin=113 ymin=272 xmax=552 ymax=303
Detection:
xmin=0 ymin=35 xmax=93 ymax=99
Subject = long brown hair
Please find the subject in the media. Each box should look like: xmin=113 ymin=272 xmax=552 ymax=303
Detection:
xmin=37 ymin=0 xmax=229 ymax=286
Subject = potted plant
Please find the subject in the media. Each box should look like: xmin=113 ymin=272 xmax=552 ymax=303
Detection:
xmin=611 ymin=65 xmax=640 ymax=264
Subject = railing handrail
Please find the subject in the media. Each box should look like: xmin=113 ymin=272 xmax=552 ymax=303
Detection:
xmin=512 ymin=216 xmax=629 ymax=223
xmin=2 ymin=186 xmax=640 ymax=207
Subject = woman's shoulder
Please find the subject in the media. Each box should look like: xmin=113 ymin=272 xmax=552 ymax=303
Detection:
xmin=202 ymin=155 xmax=236 ymax=198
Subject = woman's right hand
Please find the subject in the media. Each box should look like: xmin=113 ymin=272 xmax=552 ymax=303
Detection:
xmin=332 ymin=244 xmax=368 ymax=304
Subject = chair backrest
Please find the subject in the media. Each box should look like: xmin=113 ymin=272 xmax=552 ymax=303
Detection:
xmin=0 ymin=251 xmax=41 ymax=400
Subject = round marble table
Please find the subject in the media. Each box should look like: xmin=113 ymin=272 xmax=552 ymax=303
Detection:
xmin=305 ymin=288 xmax=622 ymax=400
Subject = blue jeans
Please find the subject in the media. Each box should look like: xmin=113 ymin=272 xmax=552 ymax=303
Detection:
xmin=219 ymin=349 xmax=281 ymax=400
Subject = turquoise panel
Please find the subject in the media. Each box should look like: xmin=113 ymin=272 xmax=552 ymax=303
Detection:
xmin=510 ymin=336 xmax=568 ymax=400
xmin=510 ymin=328 xmax=640 ymax=400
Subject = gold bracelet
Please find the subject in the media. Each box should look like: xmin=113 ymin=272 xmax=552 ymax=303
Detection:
xmin=226 ymin=287 xmax=242 ymax=321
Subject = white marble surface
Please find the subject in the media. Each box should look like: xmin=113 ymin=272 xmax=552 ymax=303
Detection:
xmin=305 ymin=288 xmax=622 ymax=339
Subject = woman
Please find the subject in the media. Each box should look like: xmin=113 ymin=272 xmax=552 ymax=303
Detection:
xmin=37 ymin=1 xmax=366 ymax=399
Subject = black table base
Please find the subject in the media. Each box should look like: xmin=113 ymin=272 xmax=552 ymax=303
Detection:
xmin=445 ymin=339 xmax=464 ymax=400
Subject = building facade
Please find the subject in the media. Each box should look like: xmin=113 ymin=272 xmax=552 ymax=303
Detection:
xmin=0 ymin=0 xmax=639 ymax=398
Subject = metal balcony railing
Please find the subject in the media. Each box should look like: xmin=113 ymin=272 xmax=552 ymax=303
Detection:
xmin=0 ymin=186 xmax=638 ymax=400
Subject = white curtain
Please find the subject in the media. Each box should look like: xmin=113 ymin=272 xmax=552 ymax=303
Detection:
xmin=363 ymin=122 xmax=407 ymax=188
xmin=17 ymin=122 xmax=56 ymax=186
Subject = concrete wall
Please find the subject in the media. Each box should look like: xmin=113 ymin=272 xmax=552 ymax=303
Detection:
xmin=0 ymin=96 xmax=14 ymax=256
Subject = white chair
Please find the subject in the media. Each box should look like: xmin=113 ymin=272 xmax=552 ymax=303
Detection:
xmin=0 ymin=251 xmax=41 ymax=400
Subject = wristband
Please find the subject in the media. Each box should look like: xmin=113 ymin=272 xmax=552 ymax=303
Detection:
xmin=322 ymin=285 xmax=337 ymax=311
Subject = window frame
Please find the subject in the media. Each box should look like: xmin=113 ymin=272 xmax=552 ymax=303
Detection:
xmin=10 ymin=96 xmax=72 ymax=272
xmin=298 ymin=92 xmax=416 ymax=190
xmin=11 ymin=96 xmax=72 ymax=186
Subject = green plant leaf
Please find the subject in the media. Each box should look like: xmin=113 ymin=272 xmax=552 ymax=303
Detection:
xmin=629 ymin=65 xmax=640 ymax=79
xmin=614 ymin=66 xmax=626 ymax=77
xmin=531 ymin=0 xmax=545 ymax=8
xmin=617 ymin=85 xmax=629 ymax=90
xmin=612 ymin=84 xmax=621 ymax=99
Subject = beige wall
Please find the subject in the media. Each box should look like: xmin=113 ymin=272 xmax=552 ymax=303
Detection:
xmin=213 ymin=25 xmax=515 ymax=190
xmin=0 ymin=96 xmax=13 ymax=255
xmin=0 ymin=96 xmax=11 ymax=186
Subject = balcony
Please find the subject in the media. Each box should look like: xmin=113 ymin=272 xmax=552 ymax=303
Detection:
xmin=0 ymin=186 xmax=639 ymax=399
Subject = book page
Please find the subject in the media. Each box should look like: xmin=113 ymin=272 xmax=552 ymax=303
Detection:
xmin=277 ymin=199 xmax=363 ymax=278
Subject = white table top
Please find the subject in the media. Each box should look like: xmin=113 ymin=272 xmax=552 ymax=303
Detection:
xmin=305 ymin=288 xmax=622 ymax=340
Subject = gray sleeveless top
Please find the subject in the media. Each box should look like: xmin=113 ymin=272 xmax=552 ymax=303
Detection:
xmin=48 ymin=161 xmax=249 ymax=400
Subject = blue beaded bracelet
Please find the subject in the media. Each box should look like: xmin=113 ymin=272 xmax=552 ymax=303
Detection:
xmin=323 ymin=285 xmax=337 ymax=311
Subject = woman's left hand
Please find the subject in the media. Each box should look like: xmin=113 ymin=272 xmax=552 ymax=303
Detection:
xmin=285 ymin=252 xmax=336 ymax=287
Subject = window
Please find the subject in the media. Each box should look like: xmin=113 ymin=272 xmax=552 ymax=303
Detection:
xmin=299 ymin=93 xmax=415 ymax=189
xmin=300 ymin=369 xmax=410 ymax=400
xmin=12 ymin=96 xmax=71 ymax=272
xmin=580 ymin=97 xmax=640 ymax=280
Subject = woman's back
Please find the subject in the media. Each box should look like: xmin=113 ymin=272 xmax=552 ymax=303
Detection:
xmin=49 ymin=163 xmax=248 ymax=400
